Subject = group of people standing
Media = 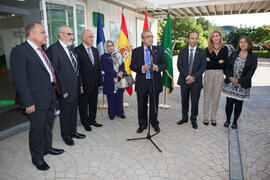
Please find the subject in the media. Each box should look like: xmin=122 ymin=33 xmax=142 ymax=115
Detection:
xmin=10 ymin=23 xmax=107 ymax=171
xmin=176 ymin=30 xmax=257 ymax=130
xmin=10 ymin=22 xmax=257 ymax=171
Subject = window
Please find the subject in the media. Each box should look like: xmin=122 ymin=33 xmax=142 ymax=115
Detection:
xmin=45 ymin=2 xmax=85 ymax=46
xmin=76 ymin=5 xmax=85 ymax=45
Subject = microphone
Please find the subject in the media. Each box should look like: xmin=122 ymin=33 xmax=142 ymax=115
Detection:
xmin=148 ymin=46 xmax=154 ymax=56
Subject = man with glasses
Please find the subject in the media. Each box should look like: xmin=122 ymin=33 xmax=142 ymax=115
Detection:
xmin=75 ymin=29 xmax=103 ymax=132
xmin=47 ymin=25 xmax=85 ymax=146
xmin=130 ymin=30 xmax=167 ymax=133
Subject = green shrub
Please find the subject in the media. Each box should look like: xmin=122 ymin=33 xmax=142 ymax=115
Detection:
xmin=173 ymin=50 xmax=179 ymax=56
xmin=253 ymin=51 xmax=270 ymax=58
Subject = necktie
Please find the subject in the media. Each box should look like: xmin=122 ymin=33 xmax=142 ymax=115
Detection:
xmin=188 ymin=49 xmax=194 ymax=74
xmin=67 ymin=46 xmax=77 ymax=71
xmin=87 ymin=47 xmax=95 ymax=66
xmin=37 ymin=47 xmax=60 ymax=95
xmin=145 ymin=48 xmax=151 ymax=79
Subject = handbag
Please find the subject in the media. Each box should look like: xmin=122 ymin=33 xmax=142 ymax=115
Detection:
xmin=117 ymin=74 xmax=135 ymax=89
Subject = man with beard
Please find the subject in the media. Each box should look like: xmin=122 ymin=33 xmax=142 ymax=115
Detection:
xmin=47 ymin=25 xmax=85 ymax=146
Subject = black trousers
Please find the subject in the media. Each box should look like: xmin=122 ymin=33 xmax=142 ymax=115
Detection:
xmin=137 ymin=80 xmax=159 ymax=129
xmin=225 ymin=97 xmax=243 ymax=124
xmin=78 ymin=87 xmax=98 ymax=127
xmin=59 ymin=99 xmax=77 ymax=141
xmin=181 ymin=86 xmax=201 ymax=122
xmin=28 ymin=98 xmax=55 ymax=162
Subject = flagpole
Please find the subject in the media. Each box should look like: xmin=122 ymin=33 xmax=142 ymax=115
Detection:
xmin=98 ymin=94 xmax=108 ymax=109
xmin=120 ymin=7 xmax=129 ymax=108
xmin=159 ymin=6 xmax=172 ymax=109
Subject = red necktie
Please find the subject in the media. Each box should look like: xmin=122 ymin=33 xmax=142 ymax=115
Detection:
xmin=37 ymin=48 xmax=61 ymax=96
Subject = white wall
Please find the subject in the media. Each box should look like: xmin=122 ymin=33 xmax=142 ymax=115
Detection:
xmin=87 ymin=0 xmax=158 ymax=48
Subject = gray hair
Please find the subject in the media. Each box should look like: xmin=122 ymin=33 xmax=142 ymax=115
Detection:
xmin=141 ymin=30 xmax=152 ymax=39
xmin=25 ymin=22 xmax=40 ymax=37
xmin=58 ymin=25 xmax=67 ymax=34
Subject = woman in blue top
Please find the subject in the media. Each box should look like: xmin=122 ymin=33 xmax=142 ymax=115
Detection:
xmin=101 ymin=40 xmax=125 ymax=120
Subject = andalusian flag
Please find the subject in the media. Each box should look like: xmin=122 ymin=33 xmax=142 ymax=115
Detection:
xmin=161 ymin=12 xmax=174 ymax=93
xmin=118 ymin=13 xmax=132 ymax=96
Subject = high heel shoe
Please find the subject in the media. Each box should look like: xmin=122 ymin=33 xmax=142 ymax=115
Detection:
xmin=231 ymin=123 xmax=238 ymax=129
xmin=224 ymin=121 xmax=230 ymax=127
xmin=203 ymin=119 xmax=209 ymax=125
xmin=211 ymin=119 xmax=217 ymax=126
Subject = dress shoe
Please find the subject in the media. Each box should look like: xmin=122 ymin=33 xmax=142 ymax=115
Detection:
xmin=154 ymin=126 xmax=160 ymax=133
xmin=47 ymin=148 xmax=64 ymax=155
xmin=224 ymin=121 xmax=230 ymax=127
xmin=192 ymin=122 xmax=198 ymax=129
xmin=109 ymin=116 xmax=115 ymax=120
xmin=91 ymin=122 xmax=103 ymax=127
xmin=71 ymin=132 xmax=86 ymax=139
xmin=136 ymin=126 xmax=146 ymax=133
xmin=203 ymin=119 xmax=209 ymax=125
xmin=177 ymin=119 xmax=188 ymax=125
xmin=211 ymin=119 xmax=217 ymax=126
xmin=64 ymin=138 xmax=74 ymax=146
xmin=32 ymin=159 xmax=50 ymax=171
xmin=231 ymin=123 xmax=238 ymax=129
xmin=118 ymin=115 xmax=126 ymax=119
xmin=85 ymin=125 xmax=92 ymax=131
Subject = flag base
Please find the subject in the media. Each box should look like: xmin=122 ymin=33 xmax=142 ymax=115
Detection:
xmin=98 ymin=104 xmax=108 ymax=109
xmin=158 ymin=104 xmax=171 ymax=109
xmin=123 ymin=102 xmax=129 ymax=108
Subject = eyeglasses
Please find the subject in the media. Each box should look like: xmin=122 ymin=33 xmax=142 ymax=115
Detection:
xmin=145 ymin=35 xmax=154 ymax=39
xmin=62 ymin=32 xmax=74 ymax=36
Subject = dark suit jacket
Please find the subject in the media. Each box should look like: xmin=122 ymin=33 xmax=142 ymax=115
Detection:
xmin=75 ymin=44 xmax=103 ymax=92
xmin=101 ymin=53 xmax=125 ymax=95
xmin=47 ymin=41 xmax=81 ymax=102
xmin=224 ymin=52 xmax=257 ymax=89
xmin=10 ymin=41 xmax=61 ymax=109
xmin=130 ymin=46 xmax=167 ymax=94
xmin=177 ymin=47 xmax=206 ymax=88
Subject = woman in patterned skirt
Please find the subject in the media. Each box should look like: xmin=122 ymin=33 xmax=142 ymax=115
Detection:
xmin=222 ymin=36 xmax=258 ymax=129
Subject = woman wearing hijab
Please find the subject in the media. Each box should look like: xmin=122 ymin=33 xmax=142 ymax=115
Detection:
xmin=101 ymin=40 xmax=126 ymax=120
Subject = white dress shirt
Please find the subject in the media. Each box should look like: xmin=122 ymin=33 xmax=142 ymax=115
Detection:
xmin=26 ymin=39 xmax=54 ymax=82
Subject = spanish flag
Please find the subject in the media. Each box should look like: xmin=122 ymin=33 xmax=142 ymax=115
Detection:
xmin=118 ymin=13 xmax=133 ymax=96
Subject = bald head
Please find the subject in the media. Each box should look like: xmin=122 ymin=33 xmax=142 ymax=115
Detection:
xmin=58 ymin=25 xmax=74 ymax=46
xmin=82 ymin=29 xmax=94 ymax=46
xmin=26 ymin=23 xmax=47 ymax=47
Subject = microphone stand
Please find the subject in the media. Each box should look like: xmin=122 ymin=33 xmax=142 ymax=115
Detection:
xmin=127 ymin=46 xmax=162 ymax=153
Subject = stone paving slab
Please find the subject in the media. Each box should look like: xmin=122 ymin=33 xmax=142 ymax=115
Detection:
xmin=0 ymin=57 xmax=269 ymax=180
xmin=0 ymin=85 xmax=229 ymax=180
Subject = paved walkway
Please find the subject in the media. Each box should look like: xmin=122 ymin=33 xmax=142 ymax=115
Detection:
xmin=0 ymin=58 xmax=269 ymax=180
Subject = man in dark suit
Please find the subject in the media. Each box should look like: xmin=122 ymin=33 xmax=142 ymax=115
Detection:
xmin=47 ymin=25 xmax=85 ymax=146
xmin=130 ymin=30 xmax=167 ymax=133
xmin=75 ymin=29 xmax=103 ymax=131
xmin=177 ymin=31 xmax=206 ymax=129
xmin=10 ymin=23 xmax=64 ymax=171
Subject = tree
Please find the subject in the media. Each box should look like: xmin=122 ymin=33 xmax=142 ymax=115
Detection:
xmin=158 ymin=17 xmax=203 ymax=50
xmin=227 ymin=26 xmax=254 ymax=48
xmin=251 ymin=26 xmax=270 ymax=45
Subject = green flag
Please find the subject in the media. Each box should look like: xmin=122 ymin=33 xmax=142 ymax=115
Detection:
xmin=161 ymin=12 xmax=174 ymax=93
